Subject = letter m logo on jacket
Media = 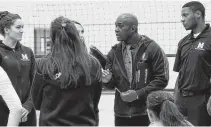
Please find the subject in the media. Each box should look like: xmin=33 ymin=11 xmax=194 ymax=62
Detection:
xmin=195 ymin=42 xmax=205 ymax=50
xmin=21 ymin=54 xmax=29 ymax=60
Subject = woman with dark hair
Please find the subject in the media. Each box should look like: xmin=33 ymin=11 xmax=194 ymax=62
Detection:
xmin=0 ymin=11 xmax=37 ymax=126
xmin=147 ymin=91 xmax=193 ymax=126
xmin=72 ymin=20 xmax=85 ymax=42
xmin=31 ymin=16 xmax=102 ymax=126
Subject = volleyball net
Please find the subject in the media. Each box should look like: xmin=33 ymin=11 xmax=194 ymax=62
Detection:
xmin=0 ymin=0 xmax=211 ymax=57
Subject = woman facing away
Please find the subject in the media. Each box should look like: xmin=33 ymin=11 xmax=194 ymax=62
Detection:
xmin=0 ymin=11 xmax=37 ymax=126
xmin=31 ymin=16 xmax=102 ymax=126
xmin=147 ymin=91 xmax=193 ymax=126
xmin=0 ymin=66 xmax=22 ymax=126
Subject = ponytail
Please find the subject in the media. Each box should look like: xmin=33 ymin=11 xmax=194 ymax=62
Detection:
xmin=160 ymin=100 xmax=188 ymax=126
xmin=42 ymin=16 xmax=92 ymax=88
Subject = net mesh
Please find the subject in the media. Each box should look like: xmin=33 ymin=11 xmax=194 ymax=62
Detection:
xmin=0 ymin=0 xmax=211 ymax=56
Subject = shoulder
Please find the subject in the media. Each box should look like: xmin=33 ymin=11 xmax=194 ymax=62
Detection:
xmin=20 ymin=44 xmax=34 ymax=55
xmin=140 ymin=35 xmax=159 ymax=50
xmin=146 ymin=39 xmax=163 ymax=53
xmin=36 ymin=57 xmax=49 ymax=73
xmin=90 ymin=55 xmax=101 ymax=70
xmin=178 ymin=34 xmax=191 ymax=46
xmin=89 ymin=55 xmax=102 ymax=80
xmin=110 ymin=42 xmax=122 ymax=52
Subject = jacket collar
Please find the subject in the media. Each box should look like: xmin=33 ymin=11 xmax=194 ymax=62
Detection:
xmin=121 ymin=35 xmax=142 ymax=50
xmin=0 ymin=40 xmax=21 ymax=51
xmin=113 ymin=34 xmax=152 ymax=83
xmin=189 ymin=24 xmax=211 ymax=39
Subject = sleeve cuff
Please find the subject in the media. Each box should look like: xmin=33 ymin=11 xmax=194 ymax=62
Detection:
xmin=136 ymin=89 xmax=146 ymax=99
xmin=22 ymin=103 xmax=33 ymax=113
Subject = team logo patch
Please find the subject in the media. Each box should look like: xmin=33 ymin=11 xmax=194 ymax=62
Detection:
xmin=195 ymin=42 xmax=205 ymax=51
xmin=21 ymin=54 xmax=30 ymax=61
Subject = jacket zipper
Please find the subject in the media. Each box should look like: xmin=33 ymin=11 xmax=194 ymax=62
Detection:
xmin=13 ymin=49 xmax=21 ymax=72
xmin=145 ymin=69 xmax=148 ymax=83
xmin=13 ymin=49 xmax=22 ymax=100
xmin=129 ymin=81 xmax=132 ymax=118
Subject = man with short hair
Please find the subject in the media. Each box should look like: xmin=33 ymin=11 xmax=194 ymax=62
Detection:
xmin=174 ymin=1 xmax=211 ymax=126
xmin=102 ymin=13 xmax=169 ymax=126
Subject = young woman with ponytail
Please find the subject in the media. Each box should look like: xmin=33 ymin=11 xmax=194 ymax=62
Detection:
xmin=31 ymin=16 xmax=102 ymax=126
xmin=146 ymin=91 xmax=193 ymax=126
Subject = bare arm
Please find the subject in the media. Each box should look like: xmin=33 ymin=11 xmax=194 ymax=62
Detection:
xmin=0 ymin=67 xmax=22 ymax=126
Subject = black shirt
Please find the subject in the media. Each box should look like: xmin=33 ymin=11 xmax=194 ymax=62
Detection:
xmin=174 ymin=24 xmax=211 ymax=91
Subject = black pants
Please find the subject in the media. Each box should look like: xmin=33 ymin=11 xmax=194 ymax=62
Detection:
xmin=115 ymin=115 xmax=149 ymax=126
xmin=175 ymin=90 xmax=211 ymax=126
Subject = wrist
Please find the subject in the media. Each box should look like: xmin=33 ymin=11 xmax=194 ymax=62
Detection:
xmin=135 ymin=91 xmax=139 ymax=99
xmin=102 ymin=77 xmax=112 ymax=83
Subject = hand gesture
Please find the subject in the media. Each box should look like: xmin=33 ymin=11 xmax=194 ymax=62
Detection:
xmin=207 ymin=96 xmax=211 ymax=116
xmin=120 ymin=90 xmax=138 ymax=102
xmin=102 ymin=69 xmax=112 ymax=83
xmin=21 ymin=108 xmax=29 ymax=122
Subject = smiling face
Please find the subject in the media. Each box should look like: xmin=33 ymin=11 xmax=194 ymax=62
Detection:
xmin=5 ymin=19 xmax=24 ymax=41
xmin=181 ymin=7 xmax=197 ymax=30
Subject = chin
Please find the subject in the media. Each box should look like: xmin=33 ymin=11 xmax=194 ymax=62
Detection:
xmin=116 ymin=38 xmax=123 ymax=41
xmin=185 ymin=27 xmax=191 ymax=30
xmin=17 ymin=38 xmax=23 ymax=41
xmin=183 ymin=26 xmax=191 ymax=30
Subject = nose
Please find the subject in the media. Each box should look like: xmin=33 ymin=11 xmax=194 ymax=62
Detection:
xmin=19 ymin=28 xmax=24 ymax=33
xmin=115 ymin=26 xmax=119 ymax=33
xmin=181 ymin=17 xmax=185 ymax=23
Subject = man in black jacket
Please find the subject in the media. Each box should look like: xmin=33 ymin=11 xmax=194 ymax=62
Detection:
xmin=102 ymin=13 xmax=169 ymax=126
xmin=174 ymin=1 xmax=211 ymax=126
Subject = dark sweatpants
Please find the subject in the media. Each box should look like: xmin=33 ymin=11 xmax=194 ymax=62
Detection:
xmin=175 ymin=90 xmax=211 ymax=126
xmin=115 ymin=115 xmax=149 ymax=126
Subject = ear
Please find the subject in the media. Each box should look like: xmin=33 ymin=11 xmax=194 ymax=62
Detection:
xmin=131 ymin=25 xmax=137 ymax=33
xmin=4 ymin=27 xmax=9 ymax=34
xmin=195 ymin=10 xmax=201 ymax=19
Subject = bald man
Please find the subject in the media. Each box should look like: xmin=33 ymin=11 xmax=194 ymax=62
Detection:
xmin=102 ymin=13 xmax=169 ymax=126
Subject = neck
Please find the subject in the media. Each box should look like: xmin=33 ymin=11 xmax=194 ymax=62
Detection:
xmin=192 ymin=21 xmax=206 ymax=34
xmin=125 ymin=33 xmax=139 ymax=45
xmin=3 ymin=37 xmax=17 ymax=48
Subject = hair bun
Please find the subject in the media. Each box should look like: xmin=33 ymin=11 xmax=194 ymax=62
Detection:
xmin=0 ymin=11 xmax=9 ymax=21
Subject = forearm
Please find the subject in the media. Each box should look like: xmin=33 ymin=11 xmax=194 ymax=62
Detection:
xmin=2 ymin=86 xmax=22 ymax=126
xmin=22 ymin=95 xmax=33 ymax=112
xmin=0 ymin=68 xmax=22 ymax=126
xmin=136 ymin=76 xmax=168 ymax=99
xmin=7 ymin=93 xmax=22 ymax=126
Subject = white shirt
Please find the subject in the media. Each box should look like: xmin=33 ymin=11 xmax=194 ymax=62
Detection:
xmin=0 ymin=67 xmax=22 ymax=126
xmin=193 ymin=32 xmax=201 ymax=38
